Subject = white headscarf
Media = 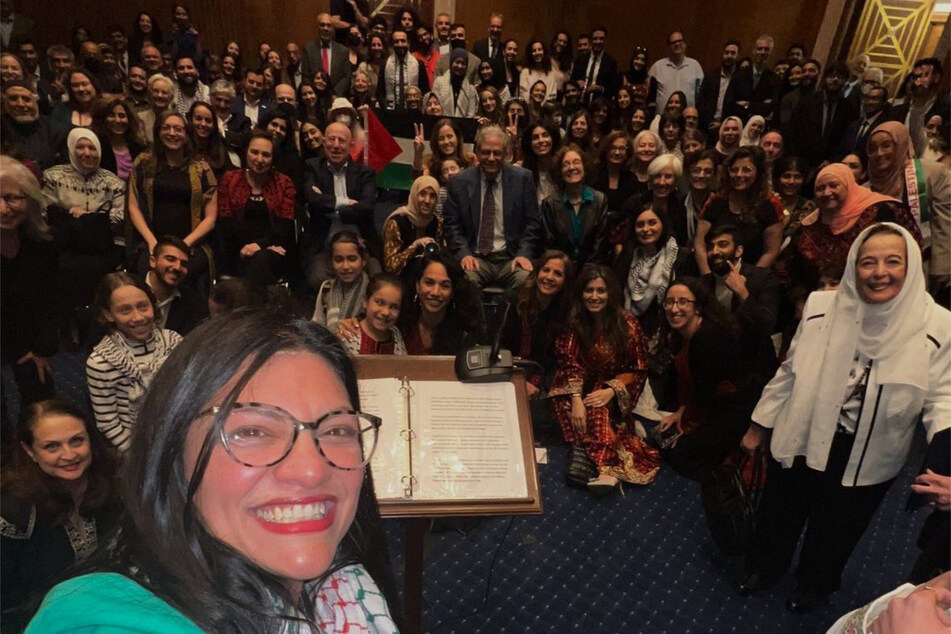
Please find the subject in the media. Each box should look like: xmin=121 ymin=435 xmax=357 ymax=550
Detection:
xmin=739 ymin=115 xmax=765 ymax=147
xmin=784 ymin=223 xmax=933 ymax=443
xmin=67 ymin=127 xmax=102 ymax=175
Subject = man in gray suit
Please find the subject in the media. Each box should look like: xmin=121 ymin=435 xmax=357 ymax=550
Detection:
xmin=302 ymin=12 xmax=351 ymax=96
xmin=442 ymin=125 xmax=542 ymax=291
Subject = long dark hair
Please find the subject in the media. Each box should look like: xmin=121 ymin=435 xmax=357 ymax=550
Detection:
xmin=129 ymin=12 xmax=164 ymax=64
xmin=429 ymin=118 xmax=466 ymax=163
xmin=550 ymin=31 xmax=573 ymax=73
xmin=64 ymin=311 xmax=400 ymax=632
xmin=187 ymin=100 xmax=229 ymax=171
xmin=567 ymin=264 xmax=627 ymax=354
xmin=662 ymin=277 xmax=738 ymax=349
xmin=399 ymin=251 xmax=485 ymax=354
xmin=1 ymin=399 xmax=119 ymax=526
xmin=517 ymin=250 xmax=574 ymax=328
xmin=524 ymin=39 xmax=552 ymax=73
xmin=92 ymin=97 xmax=147 ymax=151
xmin=520 ymin=123 xmax=562 ymax=185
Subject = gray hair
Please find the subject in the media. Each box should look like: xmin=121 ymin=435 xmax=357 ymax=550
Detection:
xmin=864 ymin=66 xmax=884 ymax=83
xmin=756 ymin=35 xmax=774 ymax=49
xmin=0 ymin=155 xmax=51 ymax=241
xmin=475 ymin=124 xmax=510 ymax=153
xmin=209 ymin=79 xmax=236 ymax=99
xmin=647 ymin=153 xmax=683 ymax=178
xmin=632 ymin=129 xmax=661 ymax=150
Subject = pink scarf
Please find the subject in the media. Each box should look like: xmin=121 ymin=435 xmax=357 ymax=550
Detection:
xmin=815 ymin=163 xmax=897 ymax=235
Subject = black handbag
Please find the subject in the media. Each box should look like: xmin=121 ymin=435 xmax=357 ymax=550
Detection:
xmin=699 ymin=456 xmax=763 ymax=556
xmin=565 ymin=444 xmax=597 ymax=489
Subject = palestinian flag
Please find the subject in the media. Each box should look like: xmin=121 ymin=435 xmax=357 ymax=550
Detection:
xmin=367 ymin=109 xmax=478 ymax=191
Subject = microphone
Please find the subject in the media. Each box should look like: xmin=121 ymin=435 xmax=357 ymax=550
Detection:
xmin=454 ymin=301 xmax=514 ymax=382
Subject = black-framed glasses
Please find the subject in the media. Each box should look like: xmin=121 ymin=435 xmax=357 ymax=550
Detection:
xmin=663 ymin=298 xmax=696 ymax=309
xmin=198 ymin=403 xmax=382 ymax=470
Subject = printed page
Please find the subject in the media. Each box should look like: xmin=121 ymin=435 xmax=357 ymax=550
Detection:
xmin=359 ymin=378 xmax=409 ymax=501
xmin=412 ymin=381 xmax=528 ymax=500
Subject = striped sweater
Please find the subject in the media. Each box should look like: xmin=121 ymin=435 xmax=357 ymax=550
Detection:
xmin=86 ymin=328 xmax=182 ymax=452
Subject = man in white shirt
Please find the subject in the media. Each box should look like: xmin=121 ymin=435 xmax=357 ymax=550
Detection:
xmin=435 ymin=12 xmax=452 ymax=56
xmin=648 ymin=30 xmax=704 ymax=110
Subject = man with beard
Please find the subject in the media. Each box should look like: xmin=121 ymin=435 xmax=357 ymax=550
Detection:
xmin=137 ymin=73 xmax=175 ymax=142
xmin=126 ymin=65 xmax=150 ymax=111
xmin=701 ymin=224 xmax=779 ymax=386
xmin=789 ymin=61 xmax=858 ymax=168
xmin=724 ymin=35 xmax=781 ymax=122
xmin=285 ymin=42 xmax=304 ymax=89
xmin=0 ymin=81 xmax=67 ymax=170
xmin=412 ymin=23 xmax=439 ymax=86
xmin=302 ymin=13 xmax=351 ymax=96
xmin=890 ymin=57 xmax=951 ymax=157
xmin=698 ymin=40 xmax=740 ymax=132
xmin=378 ymin=29 xmax=430 ymax=109
xmin=778 ymin=58 xmax=820 ymax=131
xmin=838 ymin=83 xmax=891 ymax=157
xmin=172 ymin=55 xmax=208 ymax=116
xmin=569 ymin=25 xmax=619 ymax=102
xmin=147 ymin=236 xmax=207 ymax=335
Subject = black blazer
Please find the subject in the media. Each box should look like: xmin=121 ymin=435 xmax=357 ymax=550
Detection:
xmin=539 ymin=188 xmax=608 ymax=267
xmin=219 ymin=112 xmax=252 ymax=158
xmin=165 ymin=285 xmax=208 ymax=336
xmin=302 ymin=39 xmax=352 ymax=96
xmin=302 ymin=156 xmax=380 ymax=257
xmin=723 ymin=66 xmax=781 ymax=122
xmin=569 ymin=51 xmax=619 ymax=100
xmin=697 ymin=68 xmax=731 ymax=130
xmin=789 ymin=91 xmax=859 ymax=166
xmin=472 ymin=38 xmax=503 ymax=64
xmin=442 ymin=163 xmax=542 ymax=260
xmin=837 ymin=108 xmax=892 ymax=158
xmin=229 ymin=96 xmax=273 ymax=126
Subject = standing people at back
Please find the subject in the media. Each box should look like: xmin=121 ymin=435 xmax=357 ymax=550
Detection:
xmin=648 ymin=31 xmax=704 ymax=112
xmin=302 ymin=13 xmax=352 ymax=96
xmin=569 ymin=26 xmax=618 ymax=104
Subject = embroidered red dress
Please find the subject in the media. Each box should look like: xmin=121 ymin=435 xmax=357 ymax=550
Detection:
xmin=550 ymin=311 xmax=660 ymax=484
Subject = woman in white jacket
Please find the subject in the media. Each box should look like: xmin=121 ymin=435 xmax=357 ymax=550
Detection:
xmin=736 ymin=222 xmax=951 ymax=613
xmin=432 ymin=48 xmax=478 ymax=118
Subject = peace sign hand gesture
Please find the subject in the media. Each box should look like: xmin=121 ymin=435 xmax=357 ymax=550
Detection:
xmin=413 ymin=122 xmax=425 ymax=152
xmin=723 ymin=259 xmax=749 ymax=300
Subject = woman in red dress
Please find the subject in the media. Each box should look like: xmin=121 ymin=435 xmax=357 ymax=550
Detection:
xmin=550 ymin=264 xmax=660 ymax=494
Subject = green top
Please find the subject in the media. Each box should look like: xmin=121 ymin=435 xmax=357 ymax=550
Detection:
xmin=24 ymin=573 xmax=204 ymax=633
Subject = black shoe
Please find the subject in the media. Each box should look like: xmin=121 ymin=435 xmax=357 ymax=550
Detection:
xmin=786 ymin=585 xmax=827 ymax=613
xmin=735 ymin=571 xmax=771 ymax=597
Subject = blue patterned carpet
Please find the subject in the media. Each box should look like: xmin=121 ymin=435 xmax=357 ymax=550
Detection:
xmin=14 ymin=350 xmax=930 ymax=634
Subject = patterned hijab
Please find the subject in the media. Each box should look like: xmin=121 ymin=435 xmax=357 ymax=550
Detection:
xmin=866 ymin=121 xmax=912 ymax=199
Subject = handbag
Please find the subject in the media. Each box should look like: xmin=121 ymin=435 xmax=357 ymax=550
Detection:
xmin=699 ymin=455 xmax=763 ymax=556
xmin=565 ymin=444 xmax=597 ymax=489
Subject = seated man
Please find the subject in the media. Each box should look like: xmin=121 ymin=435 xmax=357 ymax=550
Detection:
xmin=701 ymin=224 xmax=780 ymax=387
xmin=1 ymin=81 xmax=67 ymax=171
xmin=302 ymin=122 xmax=380 ymax=288
xmin=145 ymin=236 xmax=207 ymax=336
xmin=442 ymin=124 xmax=542 ymax=291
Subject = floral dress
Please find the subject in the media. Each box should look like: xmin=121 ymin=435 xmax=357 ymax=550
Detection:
xmin=550 ymin=311 xmax=660 ymax=484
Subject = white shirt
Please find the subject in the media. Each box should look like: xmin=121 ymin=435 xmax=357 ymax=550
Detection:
xmin=217 ymin=114 xmax=242 ymax=166
xmin=648 ymin=56 xmax=704 ymax=108
xmin=146 ymin=272 xmax=181 ymax=330
xmin=244 ymin=99 xmax=261 ymax=126
xmin=584 ymin=52 xmax=603 ymax=85
xmin=715 ymin=68 xmax=734 ymax=120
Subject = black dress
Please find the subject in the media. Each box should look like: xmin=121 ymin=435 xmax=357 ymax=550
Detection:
xmin=700 ymin=196 xmax=780 ymax=265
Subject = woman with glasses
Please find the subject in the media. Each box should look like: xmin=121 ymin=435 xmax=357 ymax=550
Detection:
xmin=26 ymin=310 xmax=401 ymax=633
xmin=590 ymin=130 xmax=637 ymax=214
xmin=549 ymin=264 xmax=660 ymax=495
xmin=656 ymin=278 xmax=752 ymax=480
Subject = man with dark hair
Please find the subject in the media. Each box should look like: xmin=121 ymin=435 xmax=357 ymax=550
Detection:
xmin=146 ymin=237 xmax=207 ymax=336
xmin=648 ymin=30 xmax=704 ymax=109
xmin=172 ymin=55 xmax=209 ymax=116
xmin=302 ymin=12 xmax=351 ymax=96
xmin=724 ymin=35 xmax=781 ymax=122
xmin=789 ymin=61 xmax=858 ymax=167
xmin=230 ymin=67 xmax=272 ymax=127
xmin=838 ymin=83 xmax=891 ymax=157
xmin=14 ymin=37 xmax=39 ymax=83
xmin=786 ymin=43 xmax=807 ymax=65
xmin=1 ymin=81 xmax=67 ymax=170
xmin=778 ymin=58 xmax=821 ymax=130
xmin=379 ymin=29 xmax=432 ymax=109
xmin=569 ymin=25 xmax=619 ymax=102
xmin=698 ymin=40 xmax=740 ymax=132
xmin=38 ymin=44 xmax=73 ymax=109
xmin=412 ymin=23 xmax=439 ymax=86
xmin=891 ymin=57 xmax=950 ymax=157
xmin=126 ymin=65 xmax=150 ymax=111
xmin=0 ymin=0 xmax=33 ymax=49
xmin=106 ymin=24 xmax=129 ymax=75
xmin=576 ymin=34 xmax=590 ymax=55
xmin=443 ymin=124 xmax=542 ymax=291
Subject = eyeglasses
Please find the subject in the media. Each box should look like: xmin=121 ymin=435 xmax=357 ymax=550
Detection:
xmin=198 ymin=403 xmax=381 ymax=470
xmin=663 ymin=297 xmax=696 ymax=308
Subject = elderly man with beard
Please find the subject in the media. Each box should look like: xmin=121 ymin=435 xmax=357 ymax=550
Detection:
xmin=136 ymin=73 xmax=175 ymax=142
xmin=700 ymin=223 xmax=780 ymax=386
xmin=172 ymin=55 xmax=209 ymax=117
xmin=146 ymin=235 xmax=207 ymax=335
xmin=0 ymin=81 xmax=67 ymax=170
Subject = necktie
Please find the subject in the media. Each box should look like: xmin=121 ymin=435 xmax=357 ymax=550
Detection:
xmin=857 ymin=119 xmax=869 ymax=146
xmin=322 ymin=45 xmax=330 ymax=74
xmin=489 ymin=42 xmax=495 ymax=59
xmin=477 ymin=179 xmax=497 ymax=254
xmin=587 ymin=54 xmax=597 ymax=86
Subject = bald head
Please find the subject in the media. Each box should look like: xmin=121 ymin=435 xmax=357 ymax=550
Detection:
xmin=318 ymin=13 xmax=334 ymax=42
xmin=324 ymin=122 xmax=352 ymax=165
xmin=274 ymin=83 xmax=296 ymax=105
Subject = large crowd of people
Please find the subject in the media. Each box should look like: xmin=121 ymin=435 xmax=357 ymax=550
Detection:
xmin=1 ymin=2 xmax=950 ymax=632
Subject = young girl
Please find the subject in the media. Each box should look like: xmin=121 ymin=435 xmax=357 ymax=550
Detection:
xmin=312 ymin=231 xmax=370 ymax=330
xmin=343 ymin=274 xmax=407 ymax=355
xmin=85 ymin=272 xmax=182 ymax=452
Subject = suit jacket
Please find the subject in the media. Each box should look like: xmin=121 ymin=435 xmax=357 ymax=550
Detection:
xmin=218 ymin=112 xmax=253 ymax=157
xmin=539 ymin=188 xmax=608 ymax=266
xmin=697 ymin=68 xmax=733 ymax=129
xmin=837 ymin=108 xmax=892 ymax=158
xmin=302 ymin=39 xmax=351 ymax=96
xmin=789 ymin=91 xmax=859 ymax=166
xmin=473 ymin=38 xmax=503 ymax=64
xmin=165 ymin=285 xmax=208 ymax=336
xmin=2 ymin=12 xmax=33 ymax=48
xmin=723 ymin=66 xmax=781 ymax=122
xmin=442 ymin=163 xmax=542 ymax=260
xmin=229 ymin=96 xmax=273 ymax=128
xmin=302 ymin=156 xmax=379 ymax=257
xmin=434 ymin=49 xmax=481 ymax=84
xmin=569 ymin=51 xmax=619 ymax=100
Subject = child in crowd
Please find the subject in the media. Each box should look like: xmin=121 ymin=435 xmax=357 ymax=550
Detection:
xmin=342 ymin=273 xmax=406 ymax=355
xmin=85 ymin=272 xmax=182 ymax=452
xmin=312 ymin=231 xmax=370 ymax=330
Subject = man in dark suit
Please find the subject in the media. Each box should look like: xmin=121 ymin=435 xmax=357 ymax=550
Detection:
xmin=230 ymin=67 xmax=272 ymax=127
xmin=302 ymin=122 xmax=379 ymax=288
xmin=211 ymin=80 xmax=252 ymax=165
xmin=0 ymin=0 xmax=33 ymax=49
xmin=569 ymin=25 xmax=619 ymax=103
xmin=302 ymin=12 xmax=351 ymax=96
xmin=889 ymin=57 xmax=951 ymax=157
xmin=789 ymin=62 xmax=858 ymax=169
xmin=443 ymin=124 xmax=542 ymax=291
xmin=701 ymin=224 xmax=780 ymax=386
xmin=838 ymin=83 xmax=891 ymax=158
xmin=723 ymin=35 xmax=781 ymax=123
xmin=146 ymin=237 xmax=208 ymax=336
xmin=1 ymin=81 xmax=67 ymax=171
xmin=472 ymin=13 xmax=505 ymax=79
xmin=698 ymin=40 xmax=740 ymax=134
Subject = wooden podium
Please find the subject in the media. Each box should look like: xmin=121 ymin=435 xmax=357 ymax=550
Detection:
xmin=353 ymin=356 xmax=543 ymax=633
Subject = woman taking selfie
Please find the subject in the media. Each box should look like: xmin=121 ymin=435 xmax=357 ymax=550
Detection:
xmin=27 ymin=310 xmax=401 ymax=633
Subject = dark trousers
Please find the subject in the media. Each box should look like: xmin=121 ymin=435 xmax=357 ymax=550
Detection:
xmin=747 ymin=432 xmax=894 ymax=592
